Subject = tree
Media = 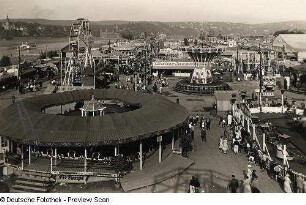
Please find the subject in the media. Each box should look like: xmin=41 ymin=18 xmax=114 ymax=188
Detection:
xmin=39 ymin=50 xmax=59 ymax=59
xmin=0 ymin=55 xmax=11 ymax=67
xmin=183 ymin=38 xmax=189 ymax=46
xmin=273 ymin=29 xmax=305 ymax=37
xmin=120 ymin=30 xmax=135 ymax=40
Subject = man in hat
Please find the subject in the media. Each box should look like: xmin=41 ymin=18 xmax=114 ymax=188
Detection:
xmin=228 ymin=175 xmax=239 ymax=193
xmin=189 ymin=176 xmax=200 ymax=193
xmin=201 ymin=127 xmax=207 ymax=142
xmin=11 ymin=94 xmax=16 ymax=104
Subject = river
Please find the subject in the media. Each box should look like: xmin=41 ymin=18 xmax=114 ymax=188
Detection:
xmin=0 ymin=37 xmax=115 ymax=64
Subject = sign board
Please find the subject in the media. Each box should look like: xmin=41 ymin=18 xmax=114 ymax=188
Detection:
xmin=263 ymin=76 xmax=276 ymax=87
xmin=157 ymin=136 xmax=163 ymax=143
xmin=262 ymin=92 xmax=274 ymax=97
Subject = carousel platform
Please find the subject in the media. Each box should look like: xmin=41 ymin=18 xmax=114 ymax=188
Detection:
xmin=174 ymin=79 xmax=231 ymax=95
xmin=15 ymin=157 xmax=116 ymax=175
xmin=120 ymin=153 xmax=194 ymax=192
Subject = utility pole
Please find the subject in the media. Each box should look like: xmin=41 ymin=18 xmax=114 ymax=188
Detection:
xmin=60 ymin=52 xmax=63 ymax=92
xmin=236 ymin=46 xmax=239 ymax=74
xmin=144 ymin=42 xmax=147 ymax=87
xmin=259 ymin=44 xmax=263 ymax=113
xmin=18 ymin=46 xmax=21 ymax=93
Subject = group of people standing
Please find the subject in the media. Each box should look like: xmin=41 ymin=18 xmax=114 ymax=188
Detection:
xmin=228 ymin=165 xmax=260 ymax=193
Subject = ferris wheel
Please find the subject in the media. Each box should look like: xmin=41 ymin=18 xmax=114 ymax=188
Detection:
xmin=63 ymin=18 xmax=94 ymax=89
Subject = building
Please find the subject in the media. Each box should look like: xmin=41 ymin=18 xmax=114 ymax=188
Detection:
xmin=273 ymin=34 xmax=306 ymax=62
xmin=214 ymin=91 xmax=239 ymax=113
xmin=1 ymin=15 xmax=16 ymax=31
xmin=158 ymin=48 xmax=185 ymax=59
xmin=0 ymin=89 xmax=189 ymax=183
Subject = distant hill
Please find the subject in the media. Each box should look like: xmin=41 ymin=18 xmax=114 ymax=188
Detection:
xmin=0 ymin=18 xmax=74 ymax=26
xmin=1 ymin=19 xmax=306 ymax=37
xmin=1 ymin=18 xmax=131 ymax=26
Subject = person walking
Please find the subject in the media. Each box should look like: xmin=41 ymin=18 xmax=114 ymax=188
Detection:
xmin=296 ymin=175 xmax=304 ymax=193
xmin=251 ymin=170 xmax=258 ymax=183
xmin=153 ymin=82 xmax=158 ymax=93
xmin=189 ymin=176 xmax=200 ymax=193
xmin=201 ymin=127 xmax=207 ymax=142
xmin=196 ymin=114 xmax=200 ymax=125
xmin=206 ymin=118 xmax=211 ymax=130
xmin=189 ymin=122 xmax=195 ymax=140
xmin=284 ymin=174 xmax=292 ymax=193
xmin=251 ymin=176 xmax=260 ymax=193
xmin=219 ymin=136 xmax=224 ymax=151
xmin=221 ymin=119 xmax=226 ymax=128
xmin=201 ymin=117 xmax=205 ymax=129
xmin=260 ymin=151 xmax=268 ymax=170
xmin=219 ymin=116 xmax=223 ymax=127
xmin=247 ymin=165 xmax=252 ymax=179
xmin=11 ymin=94 xmax=16 ymax=104
xmin=242 ymin=176 xmax=252 ymax=193
xmin=228 ymin=175 xmax=239 ymax=193
xmin=222 ymin=138 xmax=229 ymax=154
xmin=233 ymin=139 xmax=239 ymax=154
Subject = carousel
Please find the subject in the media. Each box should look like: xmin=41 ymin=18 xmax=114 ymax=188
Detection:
xmin=175 ymin=65 xmax=231 ymax=95
xmin=0 ymin=89 xmax=189 ymax=183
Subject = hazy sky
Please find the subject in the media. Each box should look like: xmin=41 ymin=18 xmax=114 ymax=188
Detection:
xmin=1 ymin=0 xmax=306 ymax=23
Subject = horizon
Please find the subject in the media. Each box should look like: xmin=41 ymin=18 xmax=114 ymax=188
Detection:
xmin=1 ymin=0 xmax=306 ymax=24
xmin=2 ymin=17 xmax=306 ymax=25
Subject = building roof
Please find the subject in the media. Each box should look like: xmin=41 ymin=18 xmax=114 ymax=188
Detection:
xmin=221 ymin=51 xmax=234 ymax=56
xmin=0 ymin=89 xmax=189 ymax=147
xmin=214 ymin=91 xmax=238 ymax=101
xmin=152 ymin=66 xmax=195 ymax=70
xmin=290 ymin=63 xmax=306 ymax=72
xmin=273 ymin=34 xmax=306 ymax=52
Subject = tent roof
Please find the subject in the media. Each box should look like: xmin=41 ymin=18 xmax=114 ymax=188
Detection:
xmin=274 ymin=34 xmax=306 ymax=52
xmin=214 ymin=91 xmax=239 ymax=101
xmin=0 ymin=89 xmax=189 ymax=147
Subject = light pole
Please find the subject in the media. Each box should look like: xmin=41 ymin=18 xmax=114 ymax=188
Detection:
xmin=281 ymin=89 xmax=285 ymax=113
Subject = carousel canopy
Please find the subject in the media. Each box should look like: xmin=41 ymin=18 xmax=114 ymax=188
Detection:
xmin=0 ymin=89 xmax=189 ymax=147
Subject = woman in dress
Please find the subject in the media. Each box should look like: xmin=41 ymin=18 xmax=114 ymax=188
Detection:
xmin=219 ymin=136 xmax=224 ymax=151
xmin=283 ymin=174 xmax=292 ymax=193
xmin=222 ymin=138 xmax=229 ymax=154
xmin=242 ymin=176 xmax=252 ymax=193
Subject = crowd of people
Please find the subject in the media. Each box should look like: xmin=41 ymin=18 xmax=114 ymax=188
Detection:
xmin=184 ymin=111 xmax=306 ymax=193
xmin=113 ymin=73 xmax=168 ymax=95
xmin=223 ymin=112 xmax=306 ymax=193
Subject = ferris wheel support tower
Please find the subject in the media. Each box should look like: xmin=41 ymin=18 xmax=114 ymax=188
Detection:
xmin=61 ymin=18 xmax=95 ymax=91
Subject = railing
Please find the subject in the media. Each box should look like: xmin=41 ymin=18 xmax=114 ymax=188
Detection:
xmin=233 ymin=103 xmax=306 ymax=192
xmin=59 ymin=85 xmax=94 ymax=92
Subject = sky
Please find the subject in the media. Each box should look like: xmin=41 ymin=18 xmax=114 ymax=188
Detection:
xmin=1 ymin=0 xmax=306 ymax=23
